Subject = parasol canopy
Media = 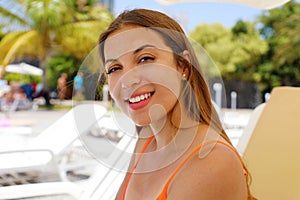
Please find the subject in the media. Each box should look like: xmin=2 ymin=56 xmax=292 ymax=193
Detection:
xmin=0 ymin=63 xmax=43 ymax=76
xmin=156 ymin=0 xmax=291 ymax=10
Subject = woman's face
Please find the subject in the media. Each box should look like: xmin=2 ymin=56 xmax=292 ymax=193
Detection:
xmin=103 ymin=25 xmax=184 ymax=126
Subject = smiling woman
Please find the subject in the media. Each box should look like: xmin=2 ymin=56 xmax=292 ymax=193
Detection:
xmin=98 ymin=9 xmax=257 ymax=200
xmin=103 ymin=26 xmax=182 ymax=127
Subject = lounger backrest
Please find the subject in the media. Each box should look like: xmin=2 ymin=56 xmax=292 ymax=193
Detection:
xmin=242 ymin=87 xmax=300 ymax=200
xmin=31 ymin=103 xmax=107 ymax=155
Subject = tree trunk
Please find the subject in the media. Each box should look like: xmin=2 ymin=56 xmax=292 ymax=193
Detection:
xmin=0 ymin=65 xmax=6 ymax=79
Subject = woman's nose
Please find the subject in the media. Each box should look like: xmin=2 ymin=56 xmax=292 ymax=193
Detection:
xmin=120 ymin=68 xmax=142 ymax=89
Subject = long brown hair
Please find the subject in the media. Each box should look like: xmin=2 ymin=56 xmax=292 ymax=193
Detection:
xmin=98 ymin=8 xmax=255 ymax=199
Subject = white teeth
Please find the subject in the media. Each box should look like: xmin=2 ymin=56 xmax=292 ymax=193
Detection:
xmin=136 ymin=96 xmax=140 ymax=102
xmin=129 ymin=93 xmax=151 ymax=103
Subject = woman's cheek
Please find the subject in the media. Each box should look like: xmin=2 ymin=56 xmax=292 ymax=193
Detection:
xmin=108 ymin=79 xmax=118 ymax=100
xmin=108 ymin=80 xmax=126 ymax=109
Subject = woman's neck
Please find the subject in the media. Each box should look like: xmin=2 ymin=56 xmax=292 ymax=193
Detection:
xmin=148 ymin=103 xmax=199 ymax=150
xmin=150 ymin=117 xmax=177 ymax=150
xmin=136 ymin=118 xmax=200 ymax=173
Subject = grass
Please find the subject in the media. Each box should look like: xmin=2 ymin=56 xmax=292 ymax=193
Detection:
xmin=38 ymin=104 xmax=73 ymax=110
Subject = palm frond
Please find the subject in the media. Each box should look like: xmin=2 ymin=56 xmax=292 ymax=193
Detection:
xmin=1 ymin=30 xmax=41 ymax=65
xmin=0 ymin=4 xmax=27 ymax=25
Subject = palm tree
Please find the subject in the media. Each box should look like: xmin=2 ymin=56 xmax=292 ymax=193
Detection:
xmin=0 ymin=0 xmax=113 ymax=90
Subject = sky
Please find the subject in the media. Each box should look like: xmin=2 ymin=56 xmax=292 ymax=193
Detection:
xmin=114 ymin=0 xmax=263 ymax=33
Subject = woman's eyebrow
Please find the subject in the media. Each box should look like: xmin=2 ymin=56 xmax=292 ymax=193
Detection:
xmin=105 ymin=58 xmax=117 ymax=66
xmin=133 ymin=44 xmax=156 ymax=54
xmin=105 ymin=44 xmax=156 ymax=65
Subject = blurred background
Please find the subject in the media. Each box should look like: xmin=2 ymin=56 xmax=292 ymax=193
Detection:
xmin=0 ymin=1 xmax=299 ymax=199
xmin=0 ymin=0 xmax=299 ymax=110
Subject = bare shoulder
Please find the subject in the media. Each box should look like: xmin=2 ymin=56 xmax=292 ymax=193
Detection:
xmin=167 ymin=141 xmax=248 ymax=200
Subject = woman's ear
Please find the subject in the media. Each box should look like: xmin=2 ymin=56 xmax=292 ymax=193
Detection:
xmin=182 ymin=50 xmax=191 ymax=78
xmin=182 ymin=50 xmax=191 ymax=63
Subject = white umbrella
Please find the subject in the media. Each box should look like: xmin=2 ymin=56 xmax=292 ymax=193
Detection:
xmin=156 ymin=0 xmax=291 ymax=10
xmin=0 ymin=62 xmax=43 ymax=76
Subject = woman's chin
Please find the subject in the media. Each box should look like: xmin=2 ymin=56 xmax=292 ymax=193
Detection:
xmin=132 ymin=118 xmax=151 ymax=127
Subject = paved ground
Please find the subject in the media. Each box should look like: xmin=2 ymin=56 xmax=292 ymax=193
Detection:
xmin=0 ymin=99 xmax=108 ymax=136
xmin=0 ymin=108 xmax=69 ymax=136
xmin=0 ymin=101 xmax=253 ymax=138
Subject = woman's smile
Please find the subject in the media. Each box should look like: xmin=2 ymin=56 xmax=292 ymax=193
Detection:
xmin=127 ymin=91 xmax=155 ymax=110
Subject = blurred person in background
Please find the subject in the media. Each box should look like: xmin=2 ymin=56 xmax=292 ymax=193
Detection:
xmin=57 ymin=73 xmax=68 ymax=101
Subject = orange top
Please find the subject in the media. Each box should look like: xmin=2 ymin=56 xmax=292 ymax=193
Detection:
xmin=121 ymin=135 xmax=245 ymax=200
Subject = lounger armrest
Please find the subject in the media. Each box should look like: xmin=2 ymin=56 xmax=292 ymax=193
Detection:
xmin=0 ymin=149 xmax=55 ymax=173
xmin=0 ymin=181 xmax=82 ymax=199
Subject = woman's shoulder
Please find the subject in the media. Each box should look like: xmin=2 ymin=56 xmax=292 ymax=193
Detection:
xmin=167 ymin=128 xmax=248 ymax=199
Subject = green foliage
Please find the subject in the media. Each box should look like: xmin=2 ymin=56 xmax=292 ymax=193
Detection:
xmin=0 ymin=0 xmax=113 ymax=92
xmin=232 ymin=20 xmax=249 ymax=35
xmin=95 ymin=73 xmax=106 ymax=101
xmin=0 ymin=30 xmax=42 ymax=64
xmin=26 ymin=0 xmax=70 ymax=29
xmin=4 ymin=73 xmax=41 ymax=84
xmin=259 ymin=0 xmax=300 ymax=40
xmin=189 ymin=0 xmax=300 ymax=93
xmin=190 ymin=23 xmax=229 ymax=47
xmin=0 ymin=1 xmax=28 ymax=29
xmin=273 ymin=15 xmax=300 ymax=66
xmin=54 ymin=21 xmax=109 ymax=60
xmin=258 ymin=0 xmax=300 ymax=89
xmin=73 ymin=93 xmax=85 ymax=101
xmin=189 ymin=21 xmax=267 ymax=82
xmin=190 ymin=23 xmax=233 ymax=78
xmin=46 ymin=55 xmax=79 ymax=90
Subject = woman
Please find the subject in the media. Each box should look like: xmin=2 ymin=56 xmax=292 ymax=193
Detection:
xmin=98 ymin=9 xmax=256 ymax=200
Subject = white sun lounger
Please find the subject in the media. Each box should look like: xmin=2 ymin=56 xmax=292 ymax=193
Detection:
xmin=0 ymin=130 xmax=137 ymax=200
xmin=0 ymin=103 xmax=107 ymax=183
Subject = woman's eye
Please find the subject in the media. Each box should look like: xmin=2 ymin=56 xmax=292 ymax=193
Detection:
xmin=107 ymin=66 xmax=121 ymax=75
xmin=138 ymin=56 xmax=155 ymax=64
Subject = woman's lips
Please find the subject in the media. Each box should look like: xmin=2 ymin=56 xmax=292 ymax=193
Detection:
xmin=127 ymin=92 xmax=154 ymax=110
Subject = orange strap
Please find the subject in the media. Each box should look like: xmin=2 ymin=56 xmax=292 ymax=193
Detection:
xmin=121 ymin=135 xmax=154 ymax=200
xmin=122 ymin=137 xmax=245 ymax=200
xmin=156 ymin=140 xmax=246 ymax=199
